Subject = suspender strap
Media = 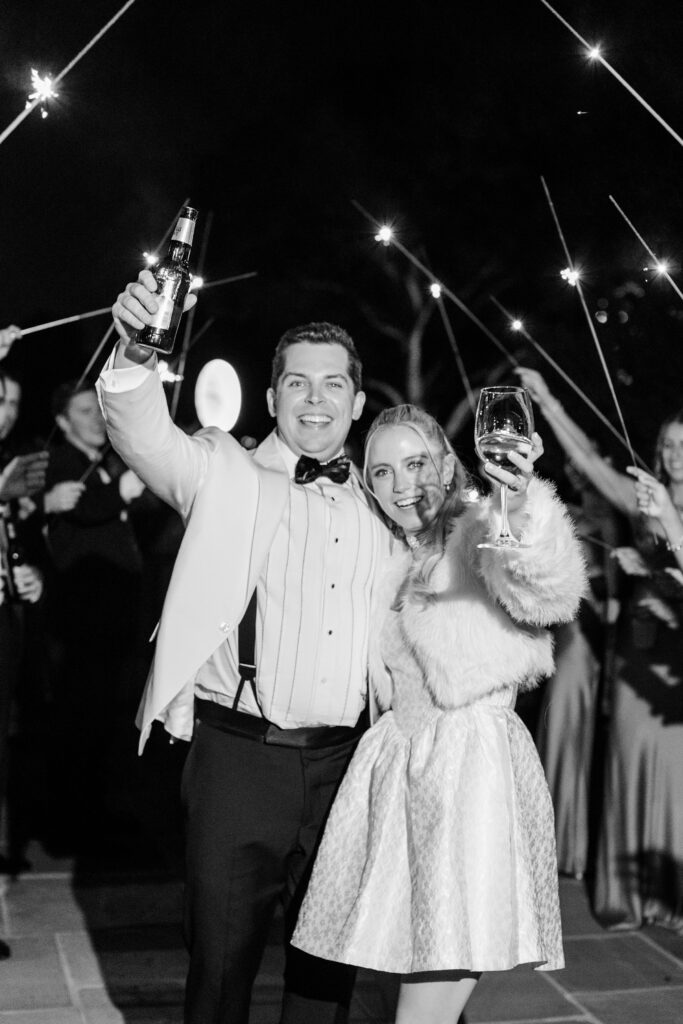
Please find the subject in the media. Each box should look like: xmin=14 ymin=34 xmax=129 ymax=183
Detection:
xmin=232 ymin=589 xmax=259 ymax=713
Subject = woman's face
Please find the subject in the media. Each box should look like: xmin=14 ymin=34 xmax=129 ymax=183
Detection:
xmin=366 ymin=424 xmax=454 ymax=535
xmin=660 ymin=422 xmax=683 ymax=485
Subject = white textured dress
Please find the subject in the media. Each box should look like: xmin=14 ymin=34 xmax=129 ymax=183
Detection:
xmin=293 ymin=479 xmax=586 ymax=975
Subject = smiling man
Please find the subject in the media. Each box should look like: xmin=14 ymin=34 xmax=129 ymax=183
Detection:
xmin=99 ymin=276 xmax=392 ymax=1024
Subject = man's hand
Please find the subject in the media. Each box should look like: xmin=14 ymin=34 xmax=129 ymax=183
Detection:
xmin=111 ymin=270 xmax=197 ymax=367
xmin=0 ymin=451 xmax=49 ymax=501
xmin=43 ymin=480 xmax=85 ymax=514
xmin=0 ymin=325 xmax=21 ymax=362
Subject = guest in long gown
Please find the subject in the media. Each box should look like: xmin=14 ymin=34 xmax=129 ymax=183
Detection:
xmin=517 ymin=367 xmax=683 ymax=932
xmin=535 ymin=463 xmax=621 ymax=880
xmin=293 ymin=404 xmax=586 ymax=1024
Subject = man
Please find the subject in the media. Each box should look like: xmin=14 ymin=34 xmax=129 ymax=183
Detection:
xmin=0 ymin=332 xmax=46 ymax=959
xmin=45 ymin=382 xmax=145 ymax=850
xmin=100 ymin=271 xmax=392 ymax=1024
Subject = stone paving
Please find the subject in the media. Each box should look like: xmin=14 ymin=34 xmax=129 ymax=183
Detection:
xmin=0 ymin=854 xmax=682 ymax=1024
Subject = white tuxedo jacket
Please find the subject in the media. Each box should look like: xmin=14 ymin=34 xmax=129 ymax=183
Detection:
xmin=99 ymin=366 xmax=389 ymax=751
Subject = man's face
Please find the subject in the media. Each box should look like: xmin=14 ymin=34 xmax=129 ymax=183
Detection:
xmin=0 ymin=379 xmax=21 ymax=441
xmin=57 ymin=390 xmax=107 ymax=450
xmin=266 ymin=342 xmax=365 ymax=463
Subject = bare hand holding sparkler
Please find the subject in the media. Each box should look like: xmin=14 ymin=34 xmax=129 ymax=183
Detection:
xmin=0 ymin=326 xmax=21 ymax=361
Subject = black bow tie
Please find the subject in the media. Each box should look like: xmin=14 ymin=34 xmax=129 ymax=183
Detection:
xmin=294 ymin=454 xmax=351 ymax=485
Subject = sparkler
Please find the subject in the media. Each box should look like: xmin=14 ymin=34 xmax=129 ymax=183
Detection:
xmin=0 ymin=0 xmax=139 ymax=149
xmin=430 ymin=285 xmax=476 ymax=415
xmin=538 ymin=0 xmax=683 ymax=151
xmin=608 ymin=195 xmax=683 ymax=305
xmin=26 ymin=69 xmax=58 ymax=119
xmin=490 ymin=296 xmax=648 ymax=468
xmin=21 ymin=306 xmax=111 ymax=336
xmin=560 ymin=267 xmax=580 ymax=287
xmin=540 ymin=176 xmax=637 ymax=468
xmin=352 ymin=199 xmax=517 ymax=367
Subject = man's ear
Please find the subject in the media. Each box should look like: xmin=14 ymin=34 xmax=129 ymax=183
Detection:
xmin=352 ymin=390 xmax=366 ymax=421
xmin=55 ymin=413 xmax=69 ymax=437
xmin=266 ymin=388 xmax=276 ymax=419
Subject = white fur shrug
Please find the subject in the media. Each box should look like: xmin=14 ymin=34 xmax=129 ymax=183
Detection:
xmin=369 ymin=477 xmax=587 ymax=713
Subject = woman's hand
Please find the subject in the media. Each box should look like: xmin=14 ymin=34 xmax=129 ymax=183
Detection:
xmin=626 ymin=466 xmax=676 ymax=523
xmin=44 ymin=481 xmax=85 ymax=514
xmin=482 ymin=431 xmax=544 ymax=511
xmin=514 ymin=367 xmax=554 ymax=410
xmin=611 ymin=546 xmax=649 ymax=577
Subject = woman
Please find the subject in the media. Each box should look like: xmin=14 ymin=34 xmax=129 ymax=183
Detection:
xmin=516 ymin=367 xmax=683 ymax=932
xmin=292 ymin=404 xmax=586 ymax=1023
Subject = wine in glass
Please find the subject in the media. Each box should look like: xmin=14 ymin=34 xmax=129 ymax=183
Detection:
xmin=474 ymin=385 xmax=534 ymax=548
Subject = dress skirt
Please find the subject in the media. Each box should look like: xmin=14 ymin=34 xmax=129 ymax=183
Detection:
xmin=292 ymin=692 xmax=564 ymax=974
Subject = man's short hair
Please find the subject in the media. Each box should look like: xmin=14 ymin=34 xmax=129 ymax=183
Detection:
xmin=270 ymin=322 xmax=363 ymax=393
xmin=51 ymin=380 xmax=95 ymax=421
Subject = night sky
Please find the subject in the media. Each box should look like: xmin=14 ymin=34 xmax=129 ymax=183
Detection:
xmin=2 ymin=0 xmax=683 ymax=471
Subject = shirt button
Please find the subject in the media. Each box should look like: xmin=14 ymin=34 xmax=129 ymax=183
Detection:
xmin=219 ymin=621 xmax=231 ymax=633
xmin=328 ymin=629 xmax=333 ymax=635
xmin=331 ymin=583 xmax=335 ymax=589
xmin=334 ymin=538 xmax=339 ymax=543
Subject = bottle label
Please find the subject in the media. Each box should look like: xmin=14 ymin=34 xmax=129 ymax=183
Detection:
xmin=172 ymin=217 xmax=195 ymax=246
xmin=147 ymin=293 xmax=175 ymax=330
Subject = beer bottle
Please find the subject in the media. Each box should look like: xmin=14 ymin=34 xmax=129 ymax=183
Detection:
xmin=138 ymin=206 xmax=198 ymax=355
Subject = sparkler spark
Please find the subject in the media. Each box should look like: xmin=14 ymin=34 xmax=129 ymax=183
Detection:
xmin=560 ymin=267 xmax=580 ymax=286
xmin=511 ymin=319 xmax=524 ymax=331
xmin=655 ymin=260 xmax=670 ymax=275
xmin=190 ymin=275 xmax=204 ymax=291
xmin=26 ymin=69 xmax=58 ymax=118
xmin=587 ymin=45 xmax=601 ymax=60
xmin=143 ymin=252 xmax=159 ymax=266
xmin=157 ymin=360 xmax=183 ymax=384
xmin=429 ymin=282 xmax=442 ymax=299
xmin=374 ymin=225 xmax=393 ymax=246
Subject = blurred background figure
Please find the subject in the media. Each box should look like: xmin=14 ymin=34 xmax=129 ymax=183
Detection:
xmin=518 ymin=366 xmax=683 ymax=933
xmin=534 ymin=457 xmax=621 ymax=880
xmin=44 ymin=380 xmax=146 ymax=855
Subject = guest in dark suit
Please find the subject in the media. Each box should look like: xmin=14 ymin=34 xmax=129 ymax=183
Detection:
xmin=45 ymin=381 xmax=145 ymax=850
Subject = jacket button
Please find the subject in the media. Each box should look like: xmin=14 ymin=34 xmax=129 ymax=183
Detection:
xmin=219 ymin=621 xmax=231 ymax=633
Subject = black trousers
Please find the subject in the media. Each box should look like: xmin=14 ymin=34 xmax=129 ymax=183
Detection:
xmin=181 ymin=720 xmax=358 ymax=1024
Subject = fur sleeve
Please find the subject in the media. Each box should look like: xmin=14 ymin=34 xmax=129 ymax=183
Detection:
xmin=477 ymin=476 xmax=587 ymax=626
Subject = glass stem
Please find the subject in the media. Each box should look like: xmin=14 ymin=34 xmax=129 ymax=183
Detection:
xmin=499 ymin=483 xmax=512 ymax=541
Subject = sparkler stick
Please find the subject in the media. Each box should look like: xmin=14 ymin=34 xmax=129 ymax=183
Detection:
xmin=608 ymin=195 xmax=683 ymax=305
xmin=199 ymin=271 xmax=258 ymax=291
xmin=21 ymin=307 xmax=111 ymax=336
xmin=431 ymin=286 xmax=476 ymax=415
xmin=170 ymin=211 xmax=214 ymax=421
xmin=0 ymin=0 xmax=139 ymax=148
xmin=490 ymin=296 xmax=648 ymax=468
xmin=351 ymin=200 xmax=517 ymax=367
xmin=540 ymin=176 xmax=637 ymax=467
xmin=538 ymin=0 xmax=683 ymax=151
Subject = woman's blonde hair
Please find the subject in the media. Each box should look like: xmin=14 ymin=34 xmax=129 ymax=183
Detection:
xmin=364 ymin=404 xmax=472 ymax=606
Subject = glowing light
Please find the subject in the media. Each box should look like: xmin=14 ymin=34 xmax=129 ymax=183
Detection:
xmin=560 ymin=267 xmax=580 ymax=287
xmin=429 ymin=282 xmax=442 ymax=299
xmin=511 ymin=319 xmax=524 ymax=332
xmin=26 ymin=69 xmax=58 ymax=119
xmin=143 ymin=251 xmax=159 ymax=266
xmin=655 ymin=260 xmax=670 ymax=275
xmin=157 ymin=360 xmax=183 ymax=384
xmin=374 ymin=225 xmax=393 ymax=246
xmin=587 ymin=45 xmax=601 ymax=60
xmin=190 ymin=275 xmax=204 ymax=291
xmin=195 ymin=359 xmax=242 ymax=432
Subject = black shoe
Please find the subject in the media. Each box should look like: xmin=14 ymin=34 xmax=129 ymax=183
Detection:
xmin=0 ymin=939 xmax=10 ymax=959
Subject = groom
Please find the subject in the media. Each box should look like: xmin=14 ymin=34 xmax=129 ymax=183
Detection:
xmin=98 ymin=272 xmax=392 ymax=1024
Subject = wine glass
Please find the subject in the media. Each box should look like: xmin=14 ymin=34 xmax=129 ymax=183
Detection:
xmin=474 ymin=385 xmax=534 ymax=548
